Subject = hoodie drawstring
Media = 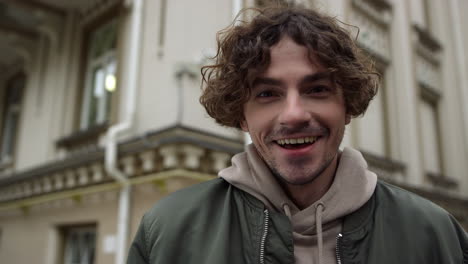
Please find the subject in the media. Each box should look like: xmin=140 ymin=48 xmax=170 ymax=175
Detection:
xmin=283 ymin=203 xmax=292 ymax=220
xmin=316 ymin=202 xmax=325 ymax=264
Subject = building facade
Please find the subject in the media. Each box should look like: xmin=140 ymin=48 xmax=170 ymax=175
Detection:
xmin=0 ymin=0 xmax=467 ymax=263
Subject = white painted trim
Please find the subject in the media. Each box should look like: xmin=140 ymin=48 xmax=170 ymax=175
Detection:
xmin=232 ymin=0 xmax=243 ymax=20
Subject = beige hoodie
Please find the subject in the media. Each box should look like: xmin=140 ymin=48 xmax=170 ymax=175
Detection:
xmin=219 ymin=144 xmax=377 ymax=264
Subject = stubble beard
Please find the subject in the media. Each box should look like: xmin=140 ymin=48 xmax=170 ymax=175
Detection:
xmin=255 ymin=123 xmax=346 ymax=186
xmin=267 ymin=151 xmax=337 ymax=186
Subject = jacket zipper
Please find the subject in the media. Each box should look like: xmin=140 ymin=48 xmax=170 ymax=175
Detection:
xmin=259 ymin=209 xmax=270 ymax=264
xmin=336 ymin=233 xmax=343 ymax=264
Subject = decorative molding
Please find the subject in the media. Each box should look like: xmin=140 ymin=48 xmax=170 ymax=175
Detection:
xmin=362 ymin=0 xmax=392 ymax=11
xmin=361 ymin=150 xmax=406 ymax=181
xmin=426 ymin=171 xmax=458 ymax=190
xmin=54 ymin=173 xmax=64 ymax=190
xmin=121 ymin=155 xmax=137 ymax=177
xmin=181 ymin=144 xmax=205 ymax=169
xmin=210 ymin=151 xmax=231 ymax=172
xmin=0 ymin=169 xmax=212 ymax=212
xmin=413 ymin=24 xmax=442 ymax=94
xmin=420 ymin=84 xmax=441 ymax=104
xmin=415 ymin=54 xmax=441 ymax=91
xmin=77 ymin=167 xmax=90 ymax=186
xmin=77 ymin=0 xmax=123 ymax=26
xmin=11 ymin=45 xmax=34 ymax=70
xmin=351 ymin=0 xmax=392 ymax=26
xmin=0 ymin=126 xmax=243 ymax=203
xmin=43 ymin=177 xmax=52 ymax=192
xmin=91 ymin=163 xmax=104 ymax=182
xmin=139 ymin=150 xmax=157 ymax=173
xmin=65 ymin=170 xmax=76 ymax=188
xmin=56 ymin=122 xmax=109 ymax=149
xmin=349 ymin=0 xmax=392 ymax=62
xmin=0 ymin=21 xmax=38 ymax=42
xmin=2 ymin=0 xmax=65 ymax=17
xmin=413 ymin=24 xmax=442 ymax=52
xmin=159 ymin=145 xmax=178 ymax=169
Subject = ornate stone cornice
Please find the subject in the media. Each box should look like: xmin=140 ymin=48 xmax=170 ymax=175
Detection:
xmin=0 ymin=125 xmax=243 ymax=205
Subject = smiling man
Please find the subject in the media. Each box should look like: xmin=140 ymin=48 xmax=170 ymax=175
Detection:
xmin=240 ymin=37 xmax=350 ymax=209
xmin=127 ymin=6 xmax=467 ymax=264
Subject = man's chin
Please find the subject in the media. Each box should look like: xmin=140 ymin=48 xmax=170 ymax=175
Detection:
xmin=281 ymin=174 xmax=321 ymax=186
xmin=271 ymin=167 xmax=321 ymax=186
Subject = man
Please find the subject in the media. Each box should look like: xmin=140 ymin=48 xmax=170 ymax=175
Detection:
xmin=128 ymin=6 xmax=467 ymax=264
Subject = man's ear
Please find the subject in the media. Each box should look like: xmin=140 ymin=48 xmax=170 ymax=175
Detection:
xmin=240 ymin=120 xmax=249 ymax=132
xmin=345 ymin=115 xmax=351 ymax=125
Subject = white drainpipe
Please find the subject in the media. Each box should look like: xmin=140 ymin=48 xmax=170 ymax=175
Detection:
xmin=104 ymin=1 xmax=142 ymax=264
xmin=232 ymin=0 xmax=248 ymax=146
xmin=232 ymin=0 xmax=243 ymax=21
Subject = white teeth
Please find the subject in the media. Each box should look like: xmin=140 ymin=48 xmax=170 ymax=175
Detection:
xmin=276 ymin=136 xmax=318 ymax=145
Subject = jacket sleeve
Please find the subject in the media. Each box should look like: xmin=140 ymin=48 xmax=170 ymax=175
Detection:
xmin=127 ymin=214 xmax=150 ymax=264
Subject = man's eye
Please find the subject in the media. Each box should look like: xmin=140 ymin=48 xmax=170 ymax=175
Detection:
xmin=257 ymin=91 xmax=274 ymax=97
xmin=307 ymin=86 xmax=330 ymax=94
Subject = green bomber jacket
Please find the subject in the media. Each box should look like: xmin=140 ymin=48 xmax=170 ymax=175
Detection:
xmin=127 ymin=178 xmax=468 ymax=264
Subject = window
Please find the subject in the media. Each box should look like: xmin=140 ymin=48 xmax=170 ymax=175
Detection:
xmin=0 ymin=74 xmax=25 ymax=165
xmin=80 ymin=19 xmax=118 ymax=130
xmin=62 ymin=226 xmax=96 ymax=264
xmin=419 ymin=88 xmax=442 ymax=175
xmin=357 ymin=75 xmax=389 ymax=157
xmin=348 ymin=1 xmax=392 ymax=157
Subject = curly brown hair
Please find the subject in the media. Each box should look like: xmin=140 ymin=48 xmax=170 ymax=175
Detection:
xmin=200 ymin=5 xmax=378 ymax=129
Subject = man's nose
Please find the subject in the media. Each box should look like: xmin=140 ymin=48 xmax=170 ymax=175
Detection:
xmin=278 ymin=94 xmax=311 ymax=127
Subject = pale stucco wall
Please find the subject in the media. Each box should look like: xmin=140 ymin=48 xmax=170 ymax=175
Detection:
xmin=0 ymin=192 xmax=119 ymax=264
xmin=133 ymin=0 xmax=241 ymax=139
xmin=0 ymin=176 xmax=208 ymax=264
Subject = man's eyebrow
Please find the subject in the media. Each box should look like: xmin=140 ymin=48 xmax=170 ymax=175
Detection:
xmin=299 ymin=72 xmax=332 ymax=85
xmin=252 ymin=72 xmax=332 ymax=88
xmin=252 ymin=77 xmax=283 ymax=87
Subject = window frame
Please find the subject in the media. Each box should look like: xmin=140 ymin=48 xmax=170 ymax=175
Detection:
xmin=72 ymin=4 xmax=122 ymax=133
xmin=61 ymin=225 xmax=97 ymax=264
xmin=0 ymin=73 xmax=26 ymax=168
xmin=419 ymin=84 xmax=444 ymax=176
xmin=79 ymin=16 xmax=119 ymax=131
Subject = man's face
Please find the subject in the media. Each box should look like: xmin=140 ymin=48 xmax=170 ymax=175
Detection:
xmin=241 ymin=36 xmax=350 ymax=185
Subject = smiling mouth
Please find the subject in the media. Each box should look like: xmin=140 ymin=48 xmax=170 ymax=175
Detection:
xmin=275 ymin=136 xmax=320 ymax=149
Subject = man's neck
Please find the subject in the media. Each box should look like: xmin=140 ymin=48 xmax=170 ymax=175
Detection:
xmin=281 ymin=155 xmax=339 ymax=210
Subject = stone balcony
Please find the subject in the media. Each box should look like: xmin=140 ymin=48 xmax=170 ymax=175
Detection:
xmin=0 ymin=125 xmax=243 ymax=211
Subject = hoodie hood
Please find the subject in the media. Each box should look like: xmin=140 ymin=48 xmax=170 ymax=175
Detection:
xmin=219 ymin=144 xmax=377 ymax=235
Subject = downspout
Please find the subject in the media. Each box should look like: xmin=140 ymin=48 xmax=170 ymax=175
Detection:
xmin=104 ymin=1 xmax=142 ymax=264
xmin=231 ymin=0 xmax=250 ymax=145
xmin=232 ymin=0 xmax=242 ymax=20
